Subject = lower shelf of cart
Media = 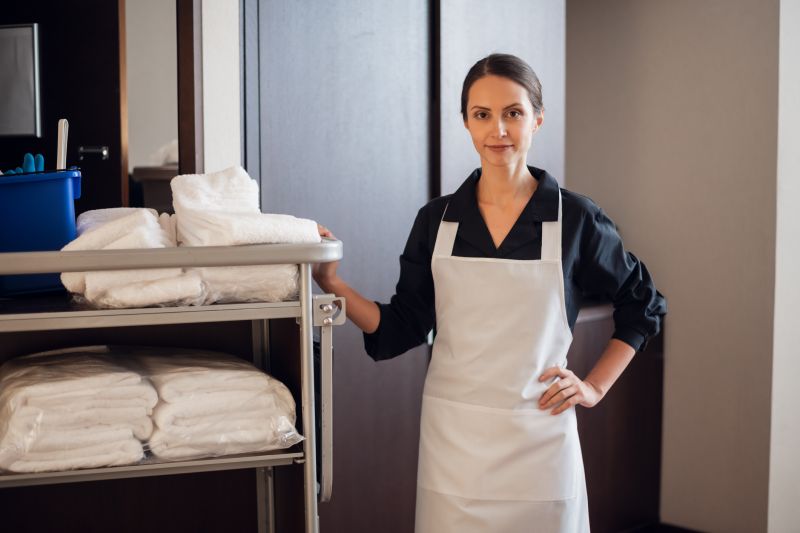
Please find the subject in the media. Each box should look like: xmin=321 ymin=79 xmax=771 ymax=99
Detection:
xmin=0 ymin=447 xmax=305 ymax=488
xmin=0 ymin=291 xmax=303 ymax=332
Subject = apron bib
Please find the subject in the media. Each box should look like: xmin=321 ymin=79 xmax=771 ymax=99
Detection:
xmin=415 ymin=191 xmax=590 ymax=533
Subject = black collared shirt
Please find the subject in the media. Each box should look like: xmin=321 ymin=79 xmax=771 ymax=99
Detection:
xmin=364 ymin=166 xmax=667 ymax=360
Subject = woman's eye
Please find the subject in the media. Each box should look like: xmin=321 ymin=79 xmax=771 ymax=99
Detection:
xmin=474 ymin=112 xmax=488 ymax=119
xmin=508 ymin=110 xmax=522 ymax=118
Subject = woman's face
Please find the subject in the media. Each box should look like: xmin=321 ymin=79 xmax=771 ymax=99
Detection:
xmin=464 ymin=75 xmax=543 ymax=170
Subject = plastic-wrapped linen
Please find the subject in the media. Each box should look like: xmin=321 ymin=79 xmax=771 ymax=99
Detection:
xmin=0 ymin=347 xmax=157 ymax=473
xmin=133 ymin=347 xmax=303 ymax=461
xmin=59 ymin=208 xmax=205 ymax=309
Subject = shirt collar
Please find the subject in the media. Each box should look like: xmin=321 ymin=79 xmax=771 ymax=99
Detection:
xmin=442 ymin=165 xmax=560 ymax=224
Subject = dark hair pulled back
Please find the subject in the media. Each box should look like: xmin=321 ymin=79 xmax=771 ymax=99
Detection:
xmin=460 ymin=53 xmax=543 ymax=121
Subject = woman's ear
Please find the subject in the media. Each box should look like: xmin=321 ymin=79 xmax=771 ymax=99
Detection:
xmin=533 ymin=113 xmax=544 ymax=132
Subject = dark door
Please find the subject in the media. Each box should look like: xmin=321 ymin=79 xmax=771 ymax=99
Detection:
xmin=251 ymin=1 xmax=432 ymax=531
xmin=0 ymin=0 xmax=127 ymax=213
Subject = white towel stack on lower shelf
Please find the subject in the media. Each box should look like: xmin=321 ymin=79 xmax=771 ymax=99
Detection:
xmin=136 ymin=349 xmax=302 ymax=461
xmin=0 ymin=347 xmax=157 ymax=473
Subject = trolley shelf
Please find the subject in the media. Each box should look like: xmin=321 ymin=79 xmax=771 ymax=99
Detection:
xmin=0 ymin=448 xmax=304 ymax=488
xmin=0 ymin=298 xmax=303 ymax=333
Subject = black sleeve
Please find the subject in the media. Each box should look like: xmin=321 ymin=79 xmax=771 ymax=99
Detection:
xmin=363 ymin=205 xmax=437 ymax=361
xmin=574 ymin=206 xmax=667 ymax=352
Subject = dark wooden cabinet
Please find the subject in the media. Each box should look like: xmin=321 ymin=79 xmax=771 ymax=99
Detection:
xmin=570 ymin=304 xmax=664 ymax=533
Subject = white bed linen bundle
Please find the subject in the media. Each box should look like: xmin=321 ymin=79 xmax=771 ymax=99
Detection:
xmin=60 ymin=208 xmax=204 ymax=308
xmin=0 ymin=347 xmax=157 ymax=473
xmin=135 ymin=350 xmax=302 ymax=461
xmin=171 ymin=166 xmax=320 ymax=304
xmin=59 ymin=166 xmax=320 ymax=307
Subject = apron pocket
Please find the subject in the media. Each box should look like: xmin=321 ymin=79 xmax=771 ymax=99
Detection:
xmin=417 ymin=395 xmax=580 ymax=502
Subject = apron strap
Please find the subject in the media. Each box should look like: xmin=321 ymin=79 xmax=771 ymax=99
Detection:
xmin=540 ymin=190 xmax=562 ymax=262
xmin=432 ymin=203 xmax=457 ymax=257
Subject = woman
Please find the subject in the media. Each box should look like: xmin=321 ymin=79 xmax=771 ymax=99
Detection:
xmin=314 ymin=53 xmax=666 ymax=533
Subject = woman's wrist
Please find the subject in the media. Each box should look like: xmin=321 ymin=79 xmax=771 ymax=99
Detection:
xmin=318 ymin=274 xmax=345 ymax=295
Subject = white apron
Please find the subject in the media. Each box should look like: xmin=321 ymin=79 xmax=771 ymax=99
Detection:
xmin=415 ymin=191 xmax=590 ymax=533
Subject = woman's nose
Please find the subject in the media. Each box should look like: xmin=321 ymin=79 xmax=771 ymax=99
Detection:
xmin=492 ymin=119 xmax=507 ymax=137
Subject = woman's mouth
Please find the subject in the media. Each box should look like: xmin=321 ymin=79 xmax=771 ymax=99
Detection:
xmin=487 ymin=144 xmax=513 ymax=152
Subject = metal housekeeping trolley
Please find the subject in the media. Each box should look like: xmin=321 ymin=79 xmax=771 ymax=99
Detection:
xmin=0 ymin=240 xmax=344 ymax=533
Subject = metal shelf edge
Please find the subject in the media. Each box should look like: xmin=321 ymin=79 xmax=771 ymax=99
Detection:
xmin=0 ymin=240 xmax=343 ymax=274
xmin=0 ymin=450 xmax=304 ymax=488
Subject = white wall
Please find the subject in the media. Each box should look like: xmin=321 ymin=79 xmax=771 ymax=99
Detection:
xmin=567 ymin=1 xmax=779 ymax=531
xmin=768 ymin=1 xmax=800 ymax=531
xmin=440 ymin=0 xmax=565 ymax=192
xmin=201 ymin=0 xmax=241 ymax=173
xmin=126 ymin=0 xmax=178 ymax=171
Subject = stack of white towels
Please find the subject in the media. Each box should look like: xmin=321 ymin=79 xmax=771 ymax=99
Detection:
xmin=61 ymin=208 xmax=205 ymax=308
xmin=137 ymin=349 xmax=302 ymax=461
xmin=0 ymin=346 xmax=302 ymax=473
xmin=61 ymin=166 xmax=320 ymax=308
xmin=0 ymin=347 xmax=157 ymax=473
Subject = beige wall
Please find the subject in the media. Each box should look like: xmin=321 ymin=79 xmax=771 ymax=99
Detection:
xmin=566 ymin=1 xmax=779 ymax=531
xmin=126 ymin=0 xmax=178 ymax=171
xmin=201 ymin=0 xmax=241 ymax=173
xmin=769 ymin=1 xmax=800 ymax=531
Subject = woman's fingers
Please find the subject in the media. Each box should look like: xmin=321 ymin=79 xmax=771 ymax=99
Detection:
xmin=540 ymin=383 xmax=577 ymax=409
xmin=551 ymin=394 xmax=580 ymax=415
xmin=317 ymin=224 xmax=335 ymax=239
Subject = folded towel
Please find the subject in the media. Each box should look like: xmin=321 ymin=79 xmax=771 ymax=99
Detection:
xmin=177 ymin=210 xmax=320 ymax=247
xmin=93 ymin=271 xmax=205 ymax=309
xmin=8 ymin=406 xmax=154 ymax=441
xmin=63 ymin=210 xmax=162 ymax=252
xmin=147 ymin=415 xmax=301 ymax=461
xmin=136 ymin=353 xmax=273 ymax=402
xmin=25 ymin=383 xmax=157 ymax=410
xmin=171 ymin=166 xmax=260 ymax=215
xmin=77 ymin=208 xmax=158 ymax=236
xmin=61 ymin=210 xmax=174 ymax=295
xmin=152 ymin=387 xmax=294 ymax=429
xmin=0 ymin=352 xmax=147 ymax=412
xmin=23 ymin=426 xmax=135 ymax=454
xmin=2 ymin=438 xmax=144 ymax=473
xmin=195 ymin=264 xmax=298 ymax=305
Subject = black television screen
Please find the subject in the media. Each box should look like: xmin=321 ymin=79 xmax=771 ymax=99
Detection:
xmin=0 ymin=23 xmax=41 ymax=137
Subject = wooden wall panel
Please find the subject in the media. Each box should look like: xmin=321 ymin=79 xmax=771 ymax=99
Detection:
xmin=257 ymin=1 xmax=431 ymax=532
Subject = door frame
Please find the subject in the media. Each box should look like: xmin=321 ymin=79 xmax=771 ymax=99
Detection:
xmin=177 ymin=0 xmax=203 ymax=175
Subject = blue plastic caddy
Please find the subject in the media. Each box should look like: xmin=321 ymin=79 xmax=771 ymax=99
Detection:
xmin=0 ymin=169 xmax=82 ymax=295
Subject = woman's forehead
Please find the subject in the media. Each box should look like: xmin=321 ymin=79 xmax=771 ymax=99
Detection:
xmin=468 ymin=75 xmax=530 ymax=108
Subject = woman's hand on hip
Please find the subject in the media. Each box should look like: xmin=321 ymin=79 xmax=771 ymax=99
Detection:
xmin=538 ymin=366 xmax=604 ymax=415
xmin=312 ymin=224 xmax=340 ymax=291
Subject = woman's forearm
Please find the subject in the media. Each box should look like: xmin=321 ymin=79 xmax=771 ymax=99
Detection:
xmin=583 ymin=338 xmax=636 ymax=396
xmin=318 ymin=276 xmax=381 ymax=334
